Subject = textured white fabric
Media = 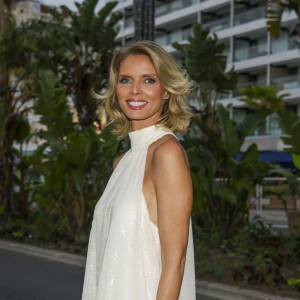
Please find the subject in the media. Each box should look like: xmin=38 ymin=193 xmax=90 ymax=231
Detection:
xmin=82 ymin=125 xmax=196 ymax=300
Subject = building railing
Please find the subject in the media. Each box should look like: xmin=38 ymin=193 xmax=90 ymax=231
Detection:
xmin=272 ymin=74 xmax=300 ymax=90
xmin=155 ymin=27 xmax=192 ymax=46
xmin=234 ymin=41 xmax=267 ymax=62
xmin=124 ymin=16 xmax=133 ymax=28
xmin=202 ymin=16 xmax=230 ymax=33
xmin=155 ymin=0 xmax=198 ymax=17
xmin=234 ymin=6 xmax=266 ymax=26
xmin=271 ymin=35 xmax=299 ymax=54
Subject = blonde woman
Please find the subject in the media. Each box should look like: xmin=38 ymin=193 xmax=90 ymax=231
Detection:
xmin=82 ymin=41 xmax=196 ymax=300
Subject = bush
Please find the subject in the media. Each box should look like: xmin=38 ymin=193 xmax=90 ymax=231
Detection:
xmin=194 ymin=218 xmax=300 ymax=291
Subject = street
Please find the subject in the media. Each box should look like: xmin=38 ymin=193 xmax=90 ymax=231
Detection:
xmin=0 ymin=247 xmax=221 ymax=300
xmin=0 ymin=248 xmax=84 ymax=300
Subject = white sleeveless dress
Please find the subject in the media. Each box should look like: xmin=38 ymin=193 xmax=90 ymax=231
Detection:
xmin=81 ymin=125 xmax=196 ymax=300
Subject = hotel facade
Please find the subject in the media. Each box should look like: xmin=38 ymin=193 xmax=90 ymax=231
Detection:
xmin=113 ymin=0 xmax=300 ymax=168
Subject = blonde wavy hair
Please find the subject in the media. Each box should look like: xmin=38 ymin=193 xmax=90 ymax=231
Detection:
xmin=94 ymin=41 xmax=195 ymax=139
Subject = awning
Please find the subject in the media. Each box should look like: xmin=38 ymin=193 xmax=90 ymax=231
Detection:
xmin=236 ymin=151 xmax=294 ymax=169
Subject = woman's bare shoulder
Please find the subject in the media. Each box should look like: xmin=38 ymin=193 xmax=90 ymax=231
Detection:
xmin=152 ymin=135 xmax=188 ymax=168
xmin=113 ymin=152 xmax=126 ymax=170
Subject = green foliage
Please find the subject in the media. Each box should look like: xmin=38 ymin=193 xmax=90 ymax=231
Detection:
xmin=32 ymin=69 xmax=74 ymax=138
xmin=173 ymin=24 xmax=237 ymax=131
xmin=0 ymin=102 xmax=4 ymax=142
xmin=288 ymin=278 xmax=300 ymax=292
xmin=0 ymin=211 xmax=89 ymax=254
xmin=239 ymin=85 xmax=287 ymax=111
xmin=239 ymin=84 xmax=300 ymax=172
xmin=278 ymin=109 xmax=300 ymax=155
xmin=1 ymin=0 xmax=122 ymax=127
xmin=29 ymin=69 xmax=119 ymax=237
xmin=194 ymin=220 xmax=300 ymax=289
xmin=293 ymin=154 xmax=300 ymax=170
xmin=175 ymin=26 xmax=294 ymax=233
xmin=267 ymin=0 xmax=285 ymax=38
xmin=173 ymin=24 xmax=237 ymax=95
xmin=0 ymin=84 xmax=32 ymax=217
xmin=267 ymin=0 xmax=300 ymax=39
xmin=184 ymin=105 xmax=271 ymax=232
xmin=184 ymin=84 xmax=297 ymax=232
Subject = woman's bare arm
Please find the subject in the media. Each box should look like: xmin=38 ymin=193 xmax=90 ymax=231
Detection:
xmin=152 ymin=138 xmax=193 ymax=300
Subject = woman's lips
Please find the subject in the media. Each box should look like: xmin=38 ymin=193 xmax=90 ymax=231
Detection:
xmin=126 ymin=100 xmax=147 ymax=110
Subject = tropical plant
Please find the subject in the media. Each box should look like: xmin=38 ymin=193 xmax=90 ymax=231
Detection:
xmin=240 ymin=85 xmax=300 ymax=172
xmin=0 ymin=0 xmax=122 ymax=219
xmin=173 ymin=24 xmax=265 ymax=231
xmin=0 ymin=2 xmax=33 ymax=217
xmin=29 ymin=69 xmax=119 ymax=238
xmin=1 ymin=0 xmax=122 ymax=128
xmin=267 ymin=0 xmax=300 ymax=46
xmin=175 ymin=25 xmax=296 ymax=231
xmin=183 ymin=105 xmax=275 ymax=231
xmin=173 ymin=23 xmax=237 ymax=127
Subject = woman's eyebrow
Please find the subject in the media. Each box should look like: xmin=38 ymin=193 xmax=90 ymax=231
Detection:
xmin=118 ymin=73 xmax=158 ymax=78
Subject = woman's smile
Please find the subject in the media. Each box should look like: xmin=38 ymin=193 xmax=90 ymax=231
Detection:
xmin=126 ymin=99 xmax=148 ymax=110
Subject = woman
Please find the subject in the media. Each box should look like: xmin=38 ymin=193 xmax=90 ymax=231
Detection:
xmin=82 ymin=41 xmax=196 ymax=300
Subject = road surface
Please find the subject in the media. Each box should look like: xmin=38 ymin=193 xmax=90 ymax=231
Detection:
xmin=0 ymin=248 xmax=220 ymax=300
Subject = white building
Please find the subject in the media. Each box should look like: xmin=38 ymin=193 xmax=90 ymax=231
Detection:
xmin=11 ymin=0 xmax=72 ymax=25
xmin=113 ymin=0 xmax=300 ymax=168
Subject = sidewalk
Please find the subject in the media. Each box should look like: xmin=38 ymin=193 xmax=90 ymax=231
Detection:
xmin=249 ymin=209 xmax=288 ymax=222
xmin=0 ymin=240 xmax=297 ymax=300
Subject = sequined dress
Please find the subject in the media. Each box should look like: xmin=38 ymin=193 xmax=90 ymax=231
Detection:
xmin=81 ymin=125 xmax=196 ymax=300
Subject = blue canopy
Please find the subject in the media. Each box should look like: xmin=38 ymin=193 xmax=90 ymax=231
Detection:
xmin=236 ymin=151 xmax=294 ymax=169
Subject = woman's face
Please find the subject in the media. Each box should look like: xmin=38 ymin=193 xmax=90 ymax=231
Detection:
xmin=116 ymin=54 xmax=169 ymax=130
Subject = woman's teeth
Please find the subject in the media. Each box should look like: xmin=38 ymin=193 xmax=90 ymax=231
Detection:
xmin=128 ymin=101 xmax=147 ymax=107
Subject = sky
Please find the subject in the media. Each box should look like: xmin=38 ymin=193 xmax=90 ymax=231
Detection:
xmin=44 ymin=0 xmax=104 ymax=12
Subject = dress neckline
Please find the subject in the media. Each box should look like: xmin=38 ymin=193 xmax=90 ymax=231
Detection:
xmin=128 ymin=125 xmax=170 ymax=150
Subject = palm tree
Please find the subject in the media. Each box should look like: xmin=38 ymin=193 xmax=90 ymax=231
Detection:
xmin=0 ymin=0 xmax=32 ymax=217
xmin=17 ymin=0 xmax=122 ymax=128
xmin=267 ymin=0 xmax=300 ymax=44
xmin=0 ymin=0 xmax=122 ymax=217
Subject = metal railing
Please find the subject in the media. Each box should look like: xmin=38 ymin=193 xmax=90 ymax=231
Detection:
xmin=202 ymin=16 xmax=230 ymax=33
xmin=234 ymin=6 xmax=266 ymax=26
xmin=272 ymin=74 xmax=300 ymax=90
xmin=234 ymin=42 xmax=267 ymax=62
xmin=155 ymin=0 xmax=198 ymax=17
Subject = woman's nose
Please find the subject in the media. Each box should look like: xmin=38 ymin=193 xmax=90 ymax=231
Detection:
xmin=130 ymin=82 xmax=142 ymax=95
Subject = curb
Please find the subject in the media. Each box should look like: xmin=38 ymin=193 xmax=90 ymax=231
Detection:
xmin=0 ymin=240 xmax=297 ymax=300
xmin=0 ymin=240 xmax=86 ymax=267
xmin=196 ymin=280 xmax=297 ymax=300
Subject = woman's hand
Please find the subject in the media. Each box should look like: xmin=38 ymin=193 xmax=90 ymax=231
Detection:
xmin=152 ymin=137 xmax=193 ymax=300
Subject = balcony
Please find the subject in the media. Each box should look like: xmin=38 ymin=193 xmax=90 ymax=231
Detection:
xmin=272 ymin=74 xmax=300 ymax=90
xmin=202 ymin=16 xmax=230 ymax=32
xmin=155 ymin=0 xmax=198 ymax=17
xmin=124 ymin=15 xmax=133 ymax=28
xmin=253 ymin=113 xmax=281 ymax=137
xmin=155 ymin=26 xmax=192 ymax=47
xmin=234 ymin=6 xmax=266 ymax=26
xmin=234 ymin=38 xmax=267 ymax=62
xmin=271 ymin=33 xmax=299 ymax=54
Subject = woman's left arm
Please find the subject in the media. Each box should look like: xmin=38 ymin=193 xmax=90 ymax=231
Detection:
xmin=152 ymin=138 xmax=193 ymax=300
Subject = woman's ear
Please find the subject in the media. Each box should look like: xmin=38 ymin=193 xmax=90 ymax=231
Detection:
xmin=163 ymin=90 xmax=170 ymax=100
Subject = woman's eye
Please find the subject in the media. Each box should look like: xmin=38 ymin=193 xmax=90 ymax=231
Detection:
xmin=119 ymin=78 xmax=131 ymax=84
xmin=145 ymin=78 xmax=156 ymax=84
